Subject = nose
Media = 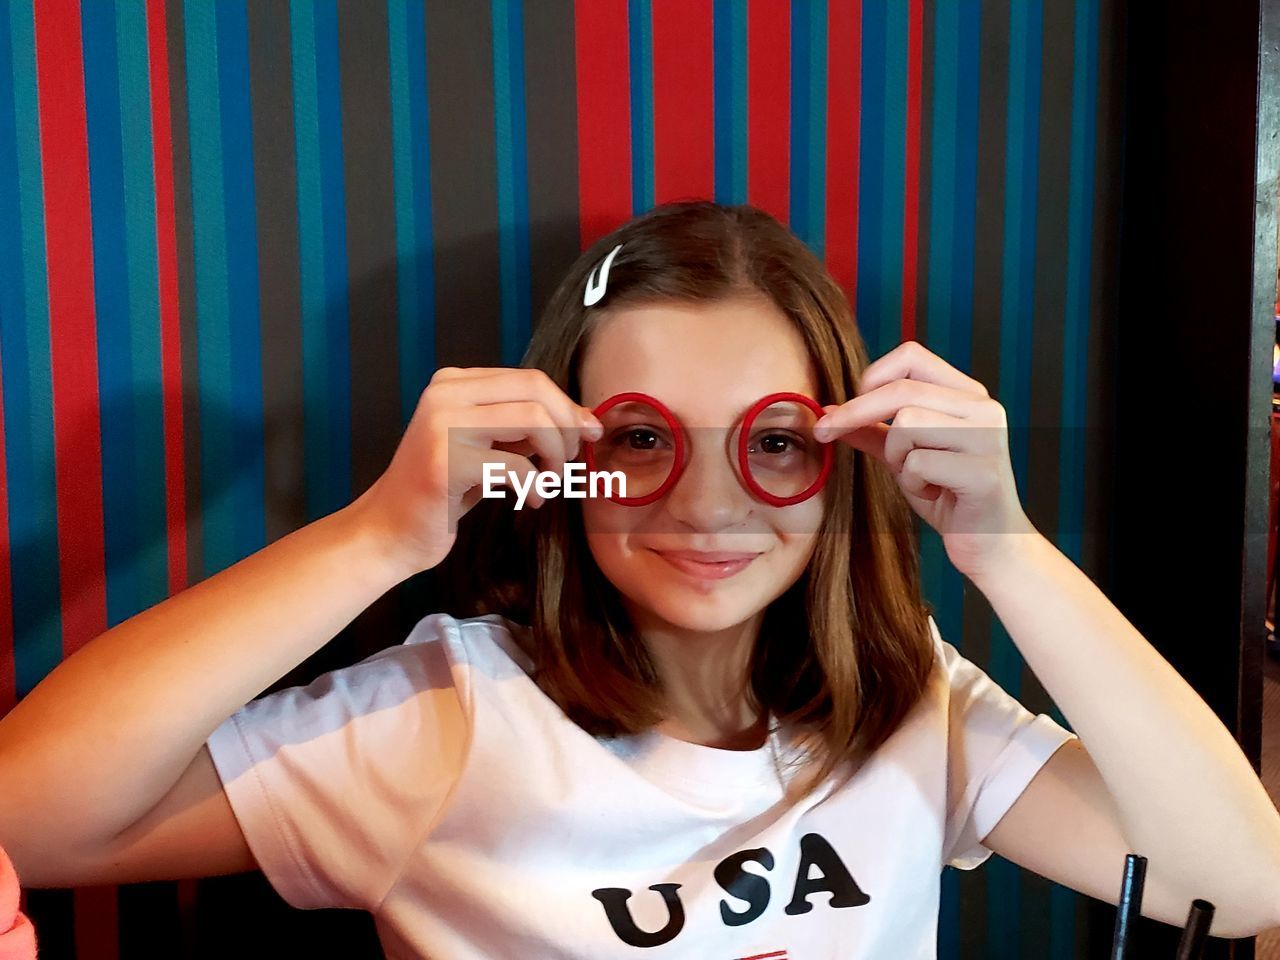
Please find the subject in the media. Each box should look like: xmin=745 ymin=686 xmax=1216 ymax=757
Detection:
xmin=661 ymin=431 xmax=752 ymax=531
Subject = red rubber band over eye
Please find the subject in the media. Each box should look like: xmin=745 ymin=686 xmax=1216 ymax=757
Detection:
xmin=583 ymin=391 xmax=686 ymax=505
xmin=737 ymin=392 xmax=833 ymax=506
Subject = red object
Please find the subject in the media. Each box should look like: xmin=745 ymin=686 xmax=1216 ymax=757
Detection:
xmin=0 ymin=843 xmax=36 ymax=960
xmin=584 ymin=391 xmax=834 ymax=506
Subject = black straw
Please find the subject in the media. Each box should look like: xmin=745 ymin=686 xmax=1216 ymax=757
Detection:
xmin=1111 ymin=853 xmax=1147 ymax=960
xmin=1174 ymin=899 xmax=1214 ymax=960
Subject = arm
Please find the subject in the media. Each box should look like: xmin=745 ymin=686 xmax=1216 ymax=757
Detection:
xmin=973 ymin=530 xmax=1280 ymax=937
xmin=0 ymin=486 xmax=412 ymax=880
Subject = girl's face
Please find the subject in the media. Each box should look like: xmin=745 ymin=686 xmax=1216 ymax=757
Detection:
xmin=578 ymin=297 xmax=826 ymax=635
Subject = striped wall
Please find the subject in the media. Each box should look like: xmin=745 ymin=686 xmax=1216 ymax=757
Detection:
xmin=0 ymin=0 xmax=1121 ymax=957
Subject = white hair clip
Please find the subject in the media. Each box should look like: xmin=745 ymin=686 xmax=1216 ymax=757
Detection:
xmin=584 ymin=243 xmax=623 ymax=307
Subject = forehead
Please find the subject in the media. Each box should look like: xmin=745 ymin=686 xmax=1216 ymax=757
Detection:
xmin=578 ymin=297 xmax=819 ymax=421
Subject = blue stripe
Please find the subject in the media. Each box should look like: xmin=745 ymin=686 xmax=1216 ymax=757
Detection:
xmin=807 ymin=0 xmax=827 ymax=260
xmin=855 ymin=1 xmax=886 ymax=358
xmin=729 ymin=0 xmax=747 ymax=202
xmin=629 ymin=0 xmax=654 ymax=215
xmin=0 ymin=3 xmax=60 ymax=697
xmin=291 ymin=0 xmax=352 ymax=522
xmin=82 ymin=0 xmax=141 ymax=630
xmin=879 ymin=0 xmax=907 ymax=348
xmin=114 ymin=0 xmax=168 ymax=614
xmin=184 ymin=0 xmax=234 ymax=577
xmin=712 ymin=0 xmax=740 ymax=204
xmin=290 ymin=0 xmax=328 ymax=523
xmin=388 ymin=0 xmax=435 ymax=426
xmin=492 ymin=0 xmax=531 ymax=365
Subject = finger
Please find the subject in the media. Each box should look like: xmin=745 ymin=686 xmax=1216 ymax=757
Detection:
xmin=900 ymin=448 xmax=1001 ymax=502
xmin=858 ymin=340 xmax=990 ymax=397
xmin=435 ymin=367 xmax=600 ymax=455
xmin=448 ymin=401 xmax=570 ymax=474
xmin=881 ymin=408 xmax=987 ymax=473
xmin=813 ymin=380 xmax=983 ymax=442
xmin=449 ymin=445 xmax=546 ymax=509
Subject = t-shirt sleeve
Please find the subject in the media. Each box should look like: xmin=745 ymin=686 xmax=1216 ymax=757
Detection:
xmin=205 ymin=614 xmax=472 ymax=911
xmin=932 ymin=616 xmax=1078 ymax=870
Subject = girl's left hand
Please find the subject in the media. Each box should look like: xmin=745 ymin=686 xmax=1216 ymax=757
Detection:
xmin=812 ymin=340 xmax=1038 ymax=582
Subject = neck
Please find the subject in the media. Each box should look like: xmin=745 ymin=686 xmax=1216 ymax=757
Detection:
xmin=630 ymin=606 xmax=767 ymax=748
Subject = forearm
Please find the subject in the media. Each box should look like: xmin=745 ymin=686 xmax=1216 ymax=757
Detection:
xmin=971 ymin=532 xmax=1280 ymax=920
xmin=0 ymin=487 xmax=411 ymax=856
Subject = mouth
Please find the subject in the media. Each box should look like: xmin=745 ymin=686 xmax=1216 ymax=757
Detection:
xmin=650 ymin=549 xmax=762 ymax=580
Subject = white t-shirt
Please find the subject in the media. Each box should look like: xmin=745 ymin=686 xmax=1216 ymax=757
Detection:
xmin=206 ymin=611 xmax=1077 ymax=959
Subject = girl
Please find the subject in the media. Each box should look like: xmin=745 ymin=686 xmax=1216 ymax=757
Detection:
xmin=1 ymin=201 xmax=1278 ymax=957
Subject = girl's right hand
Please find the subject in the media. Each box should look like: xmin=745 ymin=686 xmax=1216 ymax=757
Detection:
xmin=351 ymin=366 xmax=603 ymax=578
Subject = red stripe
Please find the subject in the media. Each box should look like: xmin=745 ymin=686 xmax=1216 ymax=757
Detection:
xmin=0 ymin=349 xmax=12 ymax=717
xmin=33 ymin=0 xmax=116 ymax=955
xmin=33 ymin=0 xmax=106 ymax=655
xmin=747 ymin=0 xmax=789 ymax=224
xmin=145 ymin=0 xmax=188 ymax=601
xmin=651 ymin=0 xmax=714 ymax=204
xmin=825 ymin=0 xmax=861 ymax=309
xmin=900 ymin=0 xmax=923 ymax=340
xmin=575 ymin=0 xmax=633 ymax=249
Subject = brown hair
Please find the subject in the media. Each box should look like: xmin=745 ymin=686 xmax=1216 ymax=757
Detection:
xmin=438 ymin=199 xmax=936 ymax=804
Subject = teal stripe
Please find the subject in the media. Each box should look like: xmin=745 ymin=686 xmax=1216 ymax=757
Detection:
xmin=788 ymin=0 xmax=827 ymax=255
xmin=879 ymin=0 xmax=907 ymax=347
xmin=629 ymin=0 xmax=653 ymax=214
xmin=712 ymin=0 xmax=747 ymax=204
xmin=491 ymin=0 xmax=531 ymax=365
xmin=388 ymin=0 xmax=436 ymax=427
xmin=116 ymin=0 xmax=168 ymax=617
xmin=291 ymin=0 xmax=328 ymax=523
xmin=183 ymin=0 xmax=235 ymax=578
xmin=291 ymin=0 xmax=354 ymax=522
xmin=3 ymin=2 xmax=60 ymax=695
xmin=83 ymin=0 xmax=140 ymax=633
xmin=808 ymin=0 xmax=827 ymax=259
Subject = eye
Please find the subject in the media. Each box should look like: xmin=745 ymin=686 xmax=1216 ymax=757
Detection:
xmin=624 ymin=428 xmax=661 ymax=451
xmin=750 ymin=431 xmax=807 ymax=456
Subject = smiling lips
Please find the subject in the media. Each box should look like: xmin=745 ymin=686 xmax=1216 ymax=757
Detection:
xmin=650 ymin=549 xmax=761 ymax=580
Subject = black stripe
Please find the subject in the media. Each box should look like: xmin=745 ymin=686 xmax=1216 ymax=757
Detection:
xmin=22 ymin=889 xmax=74 ymax=959
xmin=338 ymin=0 xmax=400 ymax=497
xmin=335 ymin=0 xmax=406 ymax=667
xmin=119 ymin=882 xmax=181 ymax=959
xmin=166 ymin=0 xmax=202 ymax=590
xmin=1085 ymin=0 xmax=1124 ymax=594
xmin=1021 ymin=0 xmax=1074 ymax=720
xmin=247 ymin=0 xmax=304 ymax=544
xmin=966 ymin=0 xmax=1010 ymax=690
xmin=425 ymin=0 xmax=501 ymax=367
xmin=523 ymin=0 xmax=582 ymax=340
xmin=1080 ymin=0 xmax=1126 ymax=946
